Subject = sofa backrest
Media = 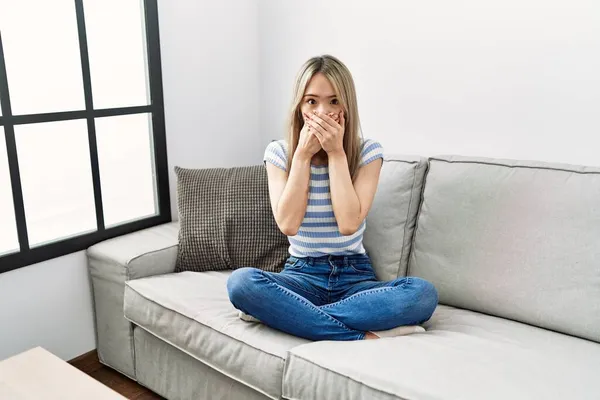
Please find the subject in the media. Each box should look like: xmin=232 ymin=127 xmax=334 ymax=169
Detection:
xmin=363 ymin=154 xmax=428 ymax=281
xmin=409 ymin=155 xmax=600 ymax=343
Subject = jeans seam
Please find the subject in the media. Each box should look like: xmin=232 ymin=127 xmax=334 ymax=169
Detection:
xmin=277 ymin=272 xmax=323 ymax=301
xmin=264 ymin=278 xmax=359 ymax=334
xmin=319 ymin=286 xmax=400 ymax=310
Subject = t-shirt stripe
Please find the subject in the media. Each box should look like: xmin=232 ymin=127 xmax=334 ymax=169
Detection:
xmin=308 ymin=198 xmax=332 ymax=206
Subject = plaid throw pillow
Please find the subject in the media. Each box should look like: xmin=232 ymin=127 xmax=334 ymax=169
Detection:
xmin=175 ymin=165 xmax=289 ymax=273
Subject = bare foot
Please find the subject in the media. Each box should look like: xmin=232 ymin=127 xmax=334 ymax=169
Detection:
xmin=363 ymin=331 xmax=380 ymax=340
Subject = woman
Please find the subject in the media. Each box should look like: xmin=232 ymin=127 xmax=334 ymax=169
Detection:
xmin=227 ymin=55 xmax=438 ymax=341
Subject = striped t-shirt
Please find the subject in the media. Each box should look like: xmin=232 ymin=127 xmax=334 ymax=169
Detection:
xmin=263 ymin=138 xmax=384 ymax=258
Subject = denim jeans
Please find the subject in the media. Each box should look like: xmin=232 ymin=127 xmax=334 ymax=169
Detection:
xmin=227 ymin=254 xmax=438 ymax=341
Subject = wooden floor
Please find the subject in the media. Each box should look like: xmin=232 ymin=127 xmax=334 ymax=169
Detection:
xmin=69 ymin=350 xmax=164 ymax=400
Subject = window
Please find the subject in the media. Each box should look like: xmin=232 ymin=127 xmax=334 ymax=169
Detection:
xmin=0 ymin=0 xmax=169 ymax=273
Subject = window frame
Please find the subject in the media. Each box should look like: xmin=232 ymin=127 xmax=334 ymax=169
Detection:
xmin=0 ymin=0 xmax=170 ymax=273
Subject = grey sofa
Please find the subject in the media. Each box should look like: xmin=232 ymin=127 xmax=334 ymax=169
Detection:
xmin=87 ymin=154 xmax=600 ymax=400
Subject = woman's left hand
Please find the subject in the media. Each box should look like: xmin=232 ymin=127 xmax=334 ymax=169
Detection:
xmin=305 ymin=110 xmax=345 ymax=154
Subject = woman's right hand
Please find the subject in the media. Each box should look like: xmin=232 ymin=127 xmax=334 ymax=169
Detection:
xmin=296 ymin=113 xmax=322 ymax=159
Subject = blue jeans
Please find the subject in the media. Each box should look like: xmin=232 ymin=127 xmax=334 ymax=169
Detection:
xmin=226 ymin=254 xmax=438 ymax=341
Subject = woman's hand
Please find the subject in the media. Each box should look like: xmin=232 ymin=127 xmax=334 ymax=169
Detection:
xmin=295 ymin=113 xmax=322 ymax=159
xmin=305 ymin=110 xmax=345 ymax=155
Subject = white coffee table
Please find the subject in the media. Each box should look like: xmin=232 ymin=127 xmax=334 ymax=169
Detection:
xmin=0 ymin=347 xmax=127 ymax=400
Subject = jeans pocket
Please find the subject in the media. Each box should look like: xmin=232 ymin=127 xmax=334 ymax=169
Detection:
xmin=348 ymin=261 xmax=375 ymax=275
xmin=284 ymin=257 xmax=305 ymax=271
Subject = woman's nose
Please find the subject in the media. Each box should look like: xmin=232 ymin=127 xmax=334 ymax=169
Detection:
xmin=316 ymin=105 xmax=332 ymax=114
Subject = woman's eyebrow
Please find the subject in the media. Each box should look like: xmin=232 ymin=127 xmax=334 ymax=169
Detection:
xmin=303 ymin=94 xmax=337 ymax=98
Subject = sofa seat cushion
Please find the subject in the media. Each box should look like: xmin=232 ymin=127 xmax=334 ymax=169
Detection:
xmin=283 ymin=305 xmax=600 ymax=400
xmin=124 ymin=271 xmax=309 ymax=400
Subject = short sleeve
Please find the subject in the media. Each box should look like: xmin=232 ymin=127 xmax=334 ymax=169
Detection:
xmin=359 ymin=139 xmax=384 ymax=167
xmin=263 ymin=140 xmax=288 ymax=172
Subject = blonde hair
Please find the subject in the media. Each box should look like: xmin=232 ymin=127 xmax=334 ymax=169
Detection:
xmin=285 ymin=55 xmax=363 ymax=180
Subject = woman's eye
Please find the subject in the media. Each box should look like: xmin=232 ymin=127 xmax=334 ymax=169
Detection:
xmin=307 ymin=99 xmax=316 ymax=105
xmin=331 ymin=99 xmax=339 ymax=105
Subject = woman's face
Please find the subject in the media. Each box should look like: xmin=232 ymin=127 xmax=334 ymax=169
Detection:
xmin=300 ymin=72 xmax=342 ymax=123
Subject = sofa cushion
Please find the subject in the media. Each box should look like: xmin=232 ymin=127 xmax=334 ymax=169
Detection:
xmin=175 ymin=165 xmax=289 ymax=273
xmin=409 ymin=155 xmax=600 ymax=342
xmin=124 ymin=271 xmax=309 ymax=400
xmin=133 ymin=327 xmax=268 ymax=400
xmin=283 ymin=305 xmax=600 ymax=400
xmin=363 ymin=154 xmax=428 ymax=280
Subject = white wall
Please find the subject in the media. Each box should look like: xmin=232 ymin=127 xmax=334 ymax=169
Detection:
xmin=258 ymin=0 xmax=600 ymax=166
xmin=0 ymin=0 xmax=262 ymax=361
xmin=159 ymin=0 xmax=262 ymax=219
xmin=0 ymin=252 xmax=96 ymax=361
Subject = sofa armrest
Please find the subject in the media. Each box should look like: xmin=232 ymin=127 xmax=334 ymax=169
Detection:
xmin=88 ymin=221 xmax=179 ymax=280
xmin=87 ymin=222 xmax=179 ymax=379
